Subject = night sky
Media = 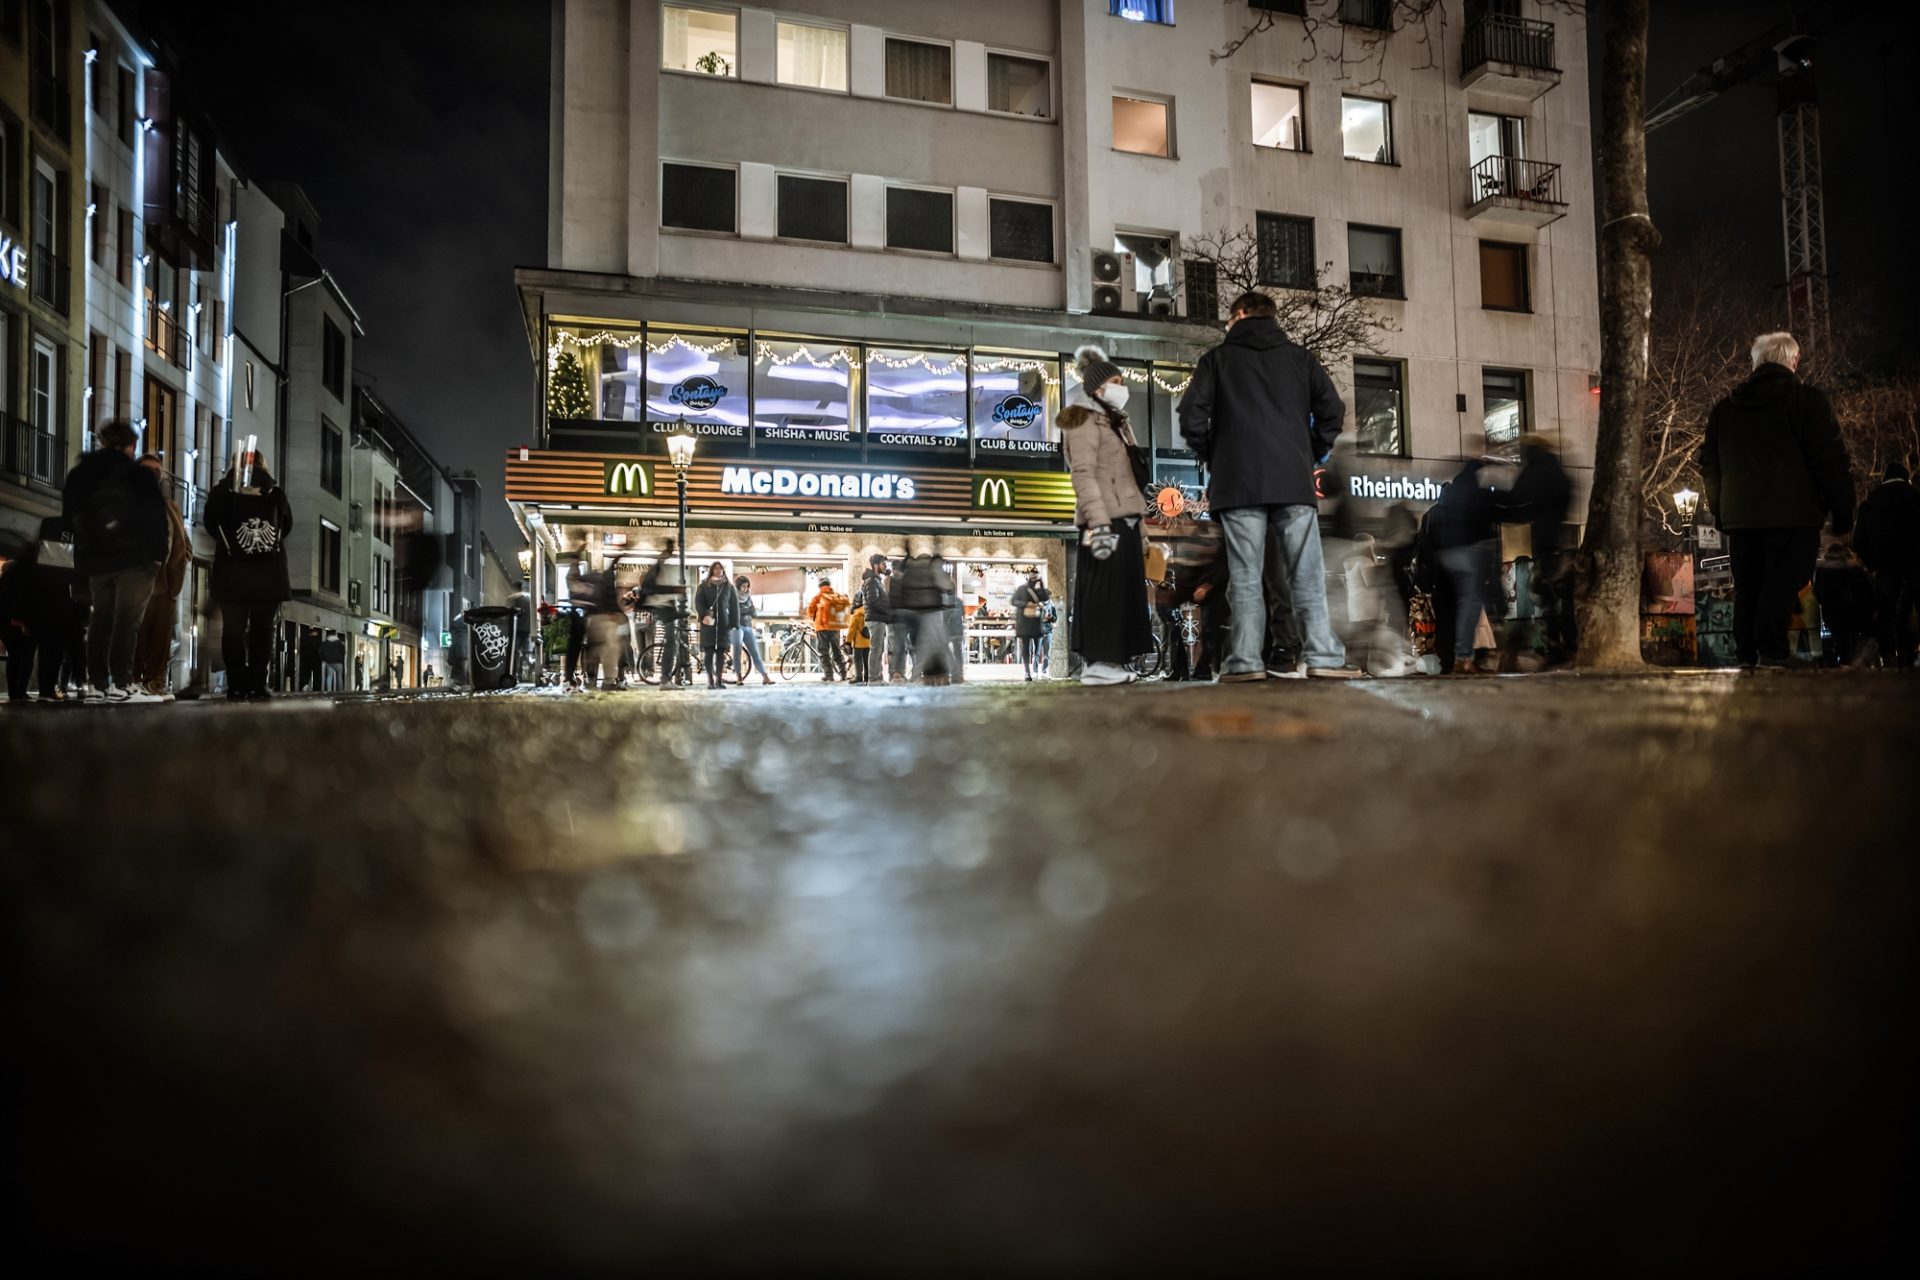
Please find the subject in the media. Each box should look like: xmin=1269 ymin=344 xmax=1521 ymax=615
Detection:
xmin=152 ymin=2 xmax=1918 ymax=549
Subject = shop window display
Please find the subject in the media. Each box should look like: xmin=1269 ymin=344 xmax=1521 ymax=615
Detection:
xmin=972 ymin=353 xmax=1061 ymax=457
xmin=753 ymin=340 xmax=855 ymax=442
xmin=645 ymin=330 xmax=753 ymax=437
xmin=866 ymin=348 xmax=969 ymax=450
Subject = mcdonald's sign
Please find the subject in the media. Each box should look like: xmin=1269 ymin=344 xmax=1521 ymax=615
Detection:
xmin=604 ymin=460 xmax=653 ymax=497
xmin=972 ymin=475 xmax=1016 ymax=510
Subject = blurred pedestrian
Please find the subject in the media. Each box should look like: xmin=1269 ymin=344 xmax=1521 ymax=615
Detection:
xmin=885 ymin=556 xmax=913 ymax=682
xmin=694 ymin=560 xmax=739 ymax=690
xmin=1498 ymin=434 xmax=1578 ymax=666
xmin=1851 ymin=461 xmax=1920 ymax=668
xmin=861 ymin=553 xmax=895 ymax=682
xmin=204 ymin=445 xmax=293 ymax=702
xmin=896 ymin=544 xmax=953 ymax=684
xmin=129 ymin=454 xmax=191 ymax=700
xmin=1011 ymin=570 xmax=1050 ymax=680
xmin=806 ymin=576 xmax=849 ymax=682
xmin=1812 ymin=543 xmax=1875 ymax=667
xmin=639 ymin=542 xmax=688 ymax=686
xmin=1061 ymin=345 xmax=1151 ymax=686
xmin=1701 ymin=331 xmax=1855 ymax=669
xmin=1428 ymin=459 xmax=1498 ymax=675
xmin=731 ymin=574 xmax=773 ymax=684
xmin=0 ymin=518 xmax=78 ymax=703
xmin=62 ymin=418 xmax=170 ymax=703
xmin=1178 ymin=291 xmax=1355 ymax=680
xmin=942 ymin=565 xmax=967 ymax=682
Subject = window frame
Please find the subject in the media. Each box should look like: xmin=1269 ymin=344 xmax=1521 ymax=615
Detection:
xmin=660 ymin=3 xmax=740 ymax=79
xmin=659 ymin=158 xmax=739 ymax=236
xmin=1481 ymin=366 xmax=1530 ymax=453
xmin=774 ymin=170 xmax=851 ymax=246
xmin=1111 ymin=91 xmax=1175 ymax=158
xmin=1255 ymin=211 xmax=1315 ymax=291
xmin=883 ymin=182 xmax=956 ymax=257
xmin=986 ymin=193 xmax=1058 ymax=265
xmin=882 ymin=33 xmax=955 ymax=108
xmin=319 ymin=518 xmax=342 ymax=594
xmin=1478 ymin=239 xmax=1531 ymax=313
xmin=1339 ymin=93 xmax=1395 ymax=165
xmin=1347 ymin=222 xmax=1405 ymax=300
xmin=1350 ymin=356 xmax=1409 ymax=458
xmin=983 ymin=47 xmax=1054 ymax=121
xmin=320 ymin=417 xmax=343 ymax=497
xmin=321 ymin=314 xmax=346 ymax=400
xmin=1250 ymin=77 xmax=1308 ymax=153
xmin=773 ymin=17 xmax=850 ymax=94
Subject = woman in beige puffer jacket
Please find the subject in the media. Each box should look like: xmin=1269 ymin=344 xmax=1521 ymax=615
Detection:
xmin=1060 ymin=345 xmax=1154 ymax=685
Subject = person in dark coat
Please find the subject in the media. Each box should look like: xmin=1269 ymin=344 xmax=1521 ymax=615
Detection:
xmin=1178 ymin=290 xmax=1353 ymax=679
xmin=1700 ymin=331 xmax=1855 ymax=668
xmin=1428 ymin=459 xmax=1498 ymax=674
xmin=1851 ymin=461 xmax=1920 ymax=668
xmin=1496 ymin=435 xmax=1577 ymax=665
xmin=203 ymin=449 xmax=294 ymax=701
xmin=860 ymin=553 xmax=897 ymax=683
xmin=1009 ymin=571 xmax=1051 ymax=681
xmin=693 ymin=561 xmax=740 ymax=689
xmin=61 ymin=418 xmax=171 ymax=701
xmin=1812 ymin=543 xmax=1876 ymax=667
xmin=0 ymin=517 xmax=81 ymax=702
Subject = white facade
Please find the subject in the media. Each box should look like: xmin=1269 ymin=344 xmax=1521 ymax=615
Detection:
xmin=545 ymin=0 xmax=1599 ymax=492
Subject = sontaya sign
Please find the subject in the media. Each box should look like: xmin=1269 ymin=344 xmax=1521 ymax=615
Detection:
xmin=719 ymin=466 xmax=918 ymax=501
xmin=604 ymin=460 xmax=653 ymax=497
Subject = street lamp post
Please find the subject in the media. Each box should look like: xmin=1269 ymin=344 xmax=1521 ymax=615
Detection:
xmin=1674 ymin=486 xmax=1701 ymax=661
xmin=666 ymin=426 xmax=697 ymax=687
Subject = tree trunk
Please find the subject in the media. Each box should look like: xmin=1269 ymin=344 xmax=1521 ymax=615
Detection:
xmin=1576 ymin=0 xmax=1660 ymax=671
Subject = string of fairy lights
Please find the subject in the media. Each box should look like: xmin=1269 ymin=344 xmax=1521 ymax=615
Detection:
xmin=547 ymin=329 xmax=1193 ymax=395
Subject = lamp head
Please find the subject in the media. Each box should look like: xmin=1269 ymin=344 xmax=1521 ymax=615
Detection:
xmin=665 ymin=432 xmax=696 ymax=470
xmin=1673 ymin=487 xmax=1700 ymax=524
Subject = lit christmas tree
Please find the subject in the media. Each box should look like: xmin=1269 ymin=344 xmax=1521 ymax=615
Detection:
xmin=549 ymin=350 xmax=593 ymax=419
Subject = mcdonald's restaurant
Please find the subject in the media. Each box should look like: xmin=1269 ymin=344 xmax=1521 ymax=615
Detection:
xmin=506 ymin=277 xmax=1211 ymax=678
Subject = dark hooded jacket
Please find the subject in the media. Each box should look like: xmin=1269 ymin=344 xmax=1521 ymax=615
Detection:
xmin=1700 ymin=363 xmax=1854 ymax=533
xmin=1498 ymin=442 xmax=1575 ymax=558
xmin=1427 ymin=461 xmax=1498 ymax=551
xmin=1852 ymin=477 xmax=1920 ymax=578
xmin=61 ymin=447 xmax=171 ymax=576
xmin=204 ymin=466 xmax=294 ymax=603
xmin=1178 ymin=315 xmax=1346 ymax=510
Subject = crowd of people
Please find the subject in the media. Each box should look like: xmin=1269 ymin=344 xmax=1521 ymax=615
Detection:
xmin=2 ymin=421 xmax=289 ymax=705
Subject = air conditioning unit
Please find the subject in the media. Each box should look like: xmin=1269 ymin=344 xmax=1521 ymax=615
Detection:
xmin=1146 ymin=284 xmax=1177 ymax=317
xmin=1091 ymin=249 xmax=1138 ymax=314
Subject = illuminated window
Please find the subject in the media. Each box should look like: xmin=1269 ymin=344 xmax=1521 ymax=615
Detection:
xmin=866 ymin=348 xmax=968 ymax=450
xmin=777 ymin=22 xmax=847 ymax=92
xmin=1482 ymin=368 xmax=1528 ymax=454
xmin=1110 ymin=0 xmax=1175 ymax=24
xmin=1112 ymin=94 xmax=1172 ymax=156
xmin=1252 ymin=81 xmax=1305 ymax=151
xmin=1352 ymin=359 xmax=1406 ymax=457
xmin=662 ymin=6 xmax=737 ymax=77
xmin=645 ymin=329 xmax=750 ymax=429
xmin=1341 ymin=94 xmax=1393 ymax=163
xmin=753 ymin=340 xmax=853 ymax=440
xmin=971 ymin=353 xmax=1061 ymax=453
xmin=1348 ymin=224 xmax=1403 ymax=298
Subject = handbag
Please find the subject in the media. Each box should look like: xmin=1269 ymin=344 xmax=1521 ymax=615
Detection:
xmin=37 ymin=538 xmax=75 ymax=570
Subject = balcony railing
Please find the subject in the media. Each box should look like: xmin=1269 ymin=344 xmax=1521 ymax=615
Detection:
xmin=145 ymin=302 xmax=194 ymax=370
xmin=31 ymin=245 xmax=69 ymax=315
xmin=1464 ymin=13 xmax=1556 ymax=74
xmin=1470 ymin=155 xmax=1565 ymax=206
xmin=2 ymin=412 xmax=62 ymax=487
xmin=30 ymin=72 xmax=71 ymax=142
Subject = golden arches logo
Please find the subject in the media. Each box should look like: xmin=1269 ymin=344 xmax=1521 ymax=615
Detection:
xmin=974 ymin=476 xmax=1016 ymax=509
xmin=605 ymin=461 xmax=651 ymax=497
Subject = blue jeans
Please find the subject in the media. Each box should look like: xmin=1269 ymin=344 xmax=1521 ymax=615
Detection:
xmin=1219 ymin=504 xmax=1343 ymax=674
xmin=732 ymin=625 xmax=768 ymax=679
xmin=889 ymin=620 xmax=913 ymax=678
xmin=1438 ymin=546 xmax=1493 ymax=660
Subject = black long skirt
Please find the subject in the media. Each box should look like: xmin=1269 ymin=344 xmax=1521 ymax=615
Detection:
xmin=1071 ymin=520 xmax=1154 ymax=666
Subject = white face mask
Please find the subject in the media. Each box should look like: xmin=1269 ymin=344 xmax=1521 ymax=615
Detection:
xmin=1098 ymin=381 xmax=1130 ymax=412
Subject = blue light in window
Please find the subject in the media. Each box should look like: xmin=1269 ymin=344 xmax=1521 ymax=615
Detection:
xmin=1110 ymin=1 xmax=1174 ymax=25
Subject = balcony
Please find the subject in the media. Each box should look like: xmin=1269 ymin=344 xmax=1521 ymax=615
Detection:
xmin=145 ymin=302 xmax=194 ymax=370
xmin=1461 ymin=13 xmax=1560 ymax=101
xmin=2 ymin=412 xmax=62 ymax=487
xmin=1467 ymin=155 xmax=1567 ymax=228
xmin=30 ymin=246 xmax=69 ymax=315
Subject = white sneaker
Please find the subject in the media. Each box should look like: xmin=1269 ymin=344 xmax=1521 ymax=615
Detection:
xmin=101 ymin=683 xmax=132 ymax=703
xmin=1080 ymin=662 xmax=1136 ymax=687
xmin=79 ymin=684 xmax=106 ymax=702
xmin=122 ymin=688 xmax=168 ymax=705
xmin=1266 ymin=663 xmax=1306 ymax=680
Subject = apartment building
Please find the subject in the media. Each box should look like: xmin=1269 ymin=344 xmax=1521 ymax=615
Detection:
xmin=513 ymin=0 xmax=1597 ymax=666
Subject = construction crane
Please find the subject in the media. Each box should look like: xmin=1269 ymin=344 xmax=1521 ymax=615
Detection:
xmin=1643 ymin=0 xmax=1885 ymax=357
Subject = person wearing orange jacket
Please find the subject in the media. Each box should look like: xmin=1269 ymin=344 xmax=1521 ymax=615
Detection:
xmin=806 ymin=577 xmax=850 ymax=681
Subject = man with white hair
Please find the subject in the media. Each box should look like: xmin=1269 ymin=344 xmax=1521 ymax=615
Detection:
xmin=1700 ymin=331 xmax=1855 ymax=669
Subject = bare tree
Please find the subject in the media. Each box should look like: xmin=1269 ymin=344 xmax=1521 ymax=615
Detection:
xmin=1575 ymin=0 xmax=1657 ymax=672
xmin=1211 ymin=0 xmax=1585 ymax=89
xmin=1832 ymin=375 xmax=1920 ymax=489
xmin=1182 ymin=226 xmax=1397 ymax=367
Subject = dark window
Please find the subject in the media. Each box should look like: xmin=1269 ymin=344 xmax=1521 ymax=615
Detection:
xmin=1479 ymin=240 xmax=1529 ymax=310
xmin=776 ymin=174 xmax=848 ymax=244
xmin=989 ymin=197 xmax=1053 ymax=263
xmin=322 ymin=316 xmax=346 ymax=399
xmin=116 ymin=65 xmax=133 ymax=145
xmin=1340 ymin=0 xmax=1392 ymax=29
xmin=1256 ymin=212 xmax=1314 ymax=290
xmin=884 ymin=37 xmax=951 ymax=104
xmin=886 ymin=187 xmax=953 ymax=254
xmin=86 ymin=329 xmax=104 ymax=429
xmin=319 ymin=521 xmax=342 ymax=594
xmin=1352 ymin=359 xmax=1406 ymax=456
xmin=1110 ymin=0 xmax=1175 ymax=23
xmin=1250 ymin=0 xmax=1307 ymax=14
xmin=1348 ymin=224 xmax=1403 ymax=298
xmin=321 ymin=419 xmax=343 ymax=496
xmin=661 ymin=162 xmax=736 ymax=233
xmin=1184 ymin=257 xmax=1219 ymax=323
xmin=115 ymin=204 xmax=131 ymax=285
xmin=0 ymin=109 xmax=18 ymax=227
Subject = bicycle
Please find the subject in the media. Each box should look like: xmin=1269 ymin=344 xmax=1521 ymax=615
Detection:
xmin=776 ymin=628 xmax=855 ymax=681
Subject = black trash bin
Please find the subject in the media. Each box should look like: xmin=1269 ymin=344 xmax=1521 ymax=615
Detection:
xmin=464 ymin=607 xmax=520 ymax=692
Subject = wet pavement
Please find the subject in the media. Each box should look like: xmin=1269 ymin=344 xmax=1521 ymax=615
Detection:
xmin=4 ymin=673 xmax=1917 ymax=1273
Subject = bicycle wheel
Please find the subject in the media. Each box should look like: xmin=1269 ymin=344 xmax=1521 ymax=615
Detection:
xmin=777 ymin=634 xmax=805 ymax=681
xmin=1129 ymin=610 xmax=1170 ymax=679
xmin=638 ymin=641 xmax=664 ymax=685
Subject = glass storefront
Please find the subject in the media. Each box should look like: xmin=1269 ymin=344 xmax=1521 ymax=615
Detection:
xmin=753 ymin=339 xmax=856 ymax=442
xmin=866 ymin=347 xmax=969 ymax=451
xmin=971 ymin=351 xmax=1060 ymax=458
